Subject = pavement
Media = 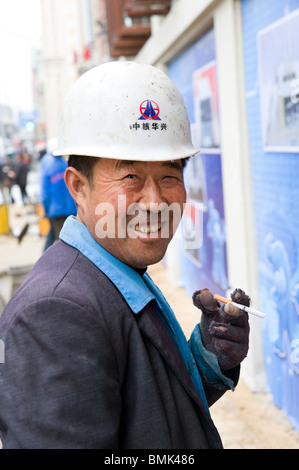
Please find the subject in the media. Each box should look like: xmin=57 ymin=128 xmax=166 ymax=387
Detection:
xmin=0 ymin=201 xmax=299 ymax=449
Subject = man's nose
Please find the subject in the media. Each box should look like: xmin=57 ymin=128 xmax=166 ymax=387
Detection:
xmin=139 ymin=179 xmax=165 ymax=210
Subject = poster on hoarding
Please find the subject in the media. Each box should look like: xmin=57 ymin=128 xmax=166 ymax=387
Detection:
xmin=193 ymin=61 xmax=221 ymax=152
xmin=258 ymin=9 xmax=299 ymax=152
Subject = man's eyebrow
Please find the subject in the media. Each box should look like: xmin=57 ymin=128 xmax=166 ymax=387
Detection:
xmin=161 ymin=161 xmax=183 ymax=171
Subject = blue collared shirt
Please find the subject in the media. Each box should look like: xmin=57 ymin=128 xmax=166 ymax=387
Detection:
xmin=60 ymin=216 xmax=234 ymax=412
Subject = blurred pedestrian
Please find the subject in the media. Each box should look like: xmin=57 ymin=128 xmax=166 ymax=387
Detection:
xmin=14 ymin=153 xmax=30 ymax=205
xmin=40 ymin=139 xmax=77 ymax=251
xmin=21 ymin=149 xmax=31 ymax=165
xmin=1 ymin=156 xmax=16 ymax=204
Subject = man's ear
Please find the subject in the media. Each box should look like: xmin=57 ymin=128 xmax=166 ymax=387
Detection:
xmin=64 ymin=167 xmax=88 ymax=207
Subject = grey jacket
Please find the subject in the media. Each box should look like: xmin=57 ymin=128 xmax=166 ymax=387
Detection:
xmin=0 ymin=241 xmax=236 ymax=449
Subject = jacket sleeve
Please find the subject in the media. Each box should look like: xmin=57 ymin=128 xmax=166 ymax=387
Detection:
xmin=0 ymin=297 xmax=122 ymax=449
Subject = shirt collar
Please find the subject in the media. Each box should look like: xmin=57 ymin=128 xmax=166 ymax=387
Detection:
xmin=60 ymin=216 xmax=155 ymax=313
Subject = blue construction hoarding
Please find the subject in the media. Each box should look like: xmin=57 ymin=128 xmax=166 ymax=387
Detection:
xmin=241 ymin=0 xmax=299 ymax=430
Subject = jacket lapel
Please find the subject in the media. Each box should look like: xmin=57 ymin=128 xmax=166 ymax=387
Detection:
xmin=136 ymin=302 xmax=211 ymax=418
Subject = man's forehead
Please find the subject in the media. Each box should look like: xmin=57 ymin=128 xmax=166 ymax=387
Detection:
xmin=115 ymin=160 xmax=183 ymax=170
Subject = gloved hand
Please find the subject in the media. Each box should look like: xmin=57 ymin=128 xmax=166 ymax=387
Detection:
xmin=192 ymin=288 xmax=250 ymax=371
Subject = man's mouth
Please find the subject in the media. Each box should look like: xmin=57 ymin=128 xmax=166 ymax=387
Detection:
xmin=133 ymin=222 xmax=162 ymax=235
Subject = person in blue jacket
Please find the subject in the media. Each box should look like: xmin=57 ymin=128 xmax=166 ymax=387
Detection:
xmin=40 ymin=139 xmax=76 ymax=250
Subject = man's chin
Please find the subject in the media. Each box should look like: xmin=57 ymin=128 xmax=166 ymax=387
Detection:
xmin=126 ymin=243 xmax=170 ymax=270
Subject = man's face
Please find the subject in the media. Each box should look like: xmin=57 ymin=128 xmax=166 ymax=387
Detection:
xmin=78 ymin=158 xmax=186 ymax=269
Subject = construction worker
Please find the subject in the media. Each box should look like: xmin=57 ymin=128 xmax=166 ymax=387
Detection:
xmin=0 ymin=62 xmax=250 ymax=449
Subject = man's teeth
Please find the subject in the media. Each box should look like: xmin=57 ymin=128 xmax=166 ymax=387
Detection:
xmin=135 ymin=224 xmax=161 ymax=234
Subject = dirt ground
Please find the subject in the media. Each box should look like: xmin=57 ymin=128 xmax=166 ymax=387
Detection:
xmin=1 ymin=204 xmax=299 ymax=449
xmin=147 ymin=262 xmax=299 ymax=449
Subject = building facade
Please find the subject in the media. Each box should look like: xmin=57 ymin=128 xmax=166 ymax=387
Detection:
xmin=40 ymin=0 xmax=103 ymax=142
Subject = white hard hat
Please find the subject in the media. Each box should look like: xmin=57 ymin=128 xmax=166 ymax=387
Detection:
xmin=54 ymin=61 xmax=199 ymax=161
xmin=47 ymin=137 xmax=58 ymax=155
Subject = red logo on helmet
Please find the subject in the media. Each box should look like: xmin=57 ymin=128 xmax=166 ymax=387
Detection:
xmin=139 ymin=100 xmax=161 ymax=121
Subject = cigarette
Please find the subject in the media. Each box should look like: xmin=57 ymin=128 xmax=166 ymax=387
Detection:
xmin=214 ymin=294 xmax=265 ymax=319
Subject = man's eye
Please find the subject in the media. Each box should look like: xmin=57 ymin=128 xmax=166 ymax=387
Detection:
xmin=163 ymin=175 xmax=179 ymax=181
xmin=125 ymin=174 xmax=137 ymax=179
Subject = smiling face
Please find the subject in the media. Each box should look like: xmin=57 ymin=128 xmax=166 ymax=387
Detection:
xmin=65 ymin=158 xmax=186 ymax=269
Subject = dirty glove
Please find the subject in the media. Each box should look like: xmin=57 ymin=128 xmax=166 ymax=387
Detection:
xmin=192 ymin=288 xmax=250 ymax=371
